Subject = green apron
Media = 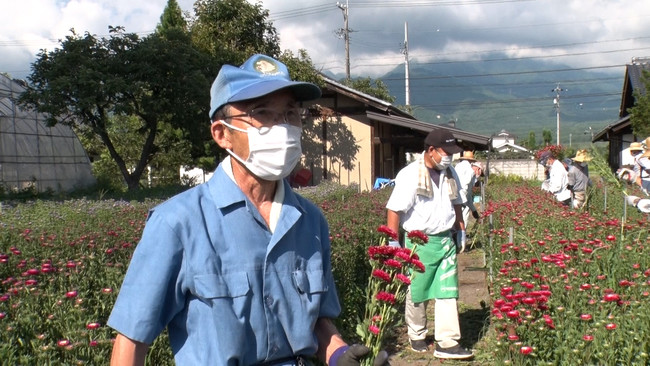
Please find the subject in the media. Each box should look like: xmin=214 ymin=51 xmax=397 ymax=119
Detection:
xmin=406 ymin=231 xmax=458 ymax=303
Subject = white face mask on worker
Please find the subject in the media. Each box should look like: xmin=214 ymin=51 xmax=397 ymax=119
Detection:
xmin=435 ymin=155 xmax=452 ymax=170
xmin=222 ymin=121 xmax=302 ymax=181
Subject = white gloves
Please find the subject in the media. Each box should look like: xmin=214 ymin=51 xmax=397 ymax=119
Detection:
xmin=388 ymin=240 xmax=401 ymax=248
xmin=617 ymin=168 xmax=637 ymax=183
xmin=456 ymin=230 xmax=467 ymax=253
xmin=626 ymin=195 xmax=650 ymax=213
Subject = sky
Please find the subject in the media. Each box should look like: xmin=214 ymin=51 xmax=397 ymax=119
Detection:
xmin=2 ymin=0 xmax=649 ymax=80
xmin=1 ymin=0 xmax=650 ymax=140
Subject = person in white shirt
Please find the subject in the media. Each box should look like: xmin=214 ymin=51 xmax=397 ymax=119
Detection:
xmin=539 ymin=151 xmax=571 ymax=205
xmin=454 ymin=151 xmax=483 ymax=225
xmin=385 ymin=129 xmax=473 ymax=360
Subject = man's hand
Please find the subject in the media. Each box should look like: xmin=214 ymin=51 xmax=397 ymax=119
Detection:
xmin=331 ymin=344 xmax=389 ymax=366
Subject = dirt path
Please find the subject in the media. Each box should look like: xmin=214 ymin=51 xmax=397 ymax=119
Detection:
xmin=384 ymin=248 xmax=491 ymax=365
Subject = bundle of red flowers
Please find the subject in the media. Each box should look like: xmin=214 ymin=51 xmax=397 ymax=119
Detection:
xmin=357 ymin=225 xmax=427 ymax=365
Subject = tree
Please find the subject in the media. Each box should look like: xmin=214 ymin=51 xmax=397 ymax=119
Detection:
xmin=542 ymin=129 xmax=552 ymax=146
xmin=190 ymin=0 xmax=280 ymax=64
xmin=156 ymin=0 xmax=187 ymax=36
xmin=20 ymin=27 xmax=214 ymax=191
xmin=526 ymin=131 xmax=537 ymax=150
xmin=628 ymin=69 xmax=650 ymax=138
xmin=340 ymin=77 xmax=396 ymax=103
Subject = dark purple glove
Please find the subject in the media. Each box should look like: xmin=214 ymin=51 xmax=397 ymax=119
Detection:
xmin=330 ymin=344 xmax=389 ymax=366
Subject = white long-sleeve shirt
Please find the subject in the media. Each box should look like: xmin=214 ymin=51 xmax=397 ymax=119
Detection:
xmin=541 ymin=159 xmax=571 ymax=202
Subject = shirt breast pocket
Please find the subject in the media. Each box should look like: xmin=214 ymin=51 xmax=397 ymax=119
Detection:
xmin=292 ymin=268 xmax=327 ymax=300
xmin=193 ymin=273 xmax=251 ymax=316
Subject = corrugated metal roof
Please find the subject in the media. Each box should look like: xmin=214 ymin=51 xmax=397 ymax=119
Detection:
xmin=367 ymin=110 xmax=491 ymax=150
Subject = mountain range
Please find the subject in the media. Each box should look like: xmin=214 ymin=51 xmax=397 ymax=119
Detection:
xmin=329 ymin=53 xmax=625 ymax=146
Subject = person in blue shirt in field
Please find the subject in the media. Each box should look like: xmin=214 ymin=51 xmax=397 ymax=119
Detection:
xmin=107 ymin=54 xmax=389 ymax=366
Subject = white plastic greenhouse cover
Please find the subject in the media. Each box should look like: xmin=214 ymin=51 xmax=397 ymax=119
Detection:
xmin=0 ymin=74 xmax=95 ymax=193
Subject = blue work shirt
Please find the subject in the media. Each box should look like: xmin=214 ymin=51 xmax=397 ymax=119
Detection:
xmin=107 ymin=161 xmax=341 ymax=365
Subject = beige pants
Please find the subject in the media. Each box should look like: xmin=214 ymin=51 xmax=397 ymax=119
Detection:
xmin=405 ymin=288 xmax=461 ymax=348
xmin=573 ymin=191 xmax=586 ymax=208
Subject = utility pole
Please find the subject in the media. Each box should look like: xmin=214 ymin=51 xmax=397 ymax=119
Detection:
xmin=337 ymin=0 xmax=350 ymax=80
xmin=552 ymin=83 xmax=565 ymax=145
xmin=402 ymin=22 xmax=410 ymax=106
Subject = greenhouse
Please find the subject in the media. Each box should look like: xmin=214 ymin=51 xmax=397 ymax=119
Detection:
xmin=0 ymin=74 xmax=95 ymax=193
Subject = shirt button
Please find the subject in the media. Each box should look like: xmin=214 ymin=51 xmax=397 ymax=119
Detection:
xmin=265 ymin=296 xmax=273 ymax=306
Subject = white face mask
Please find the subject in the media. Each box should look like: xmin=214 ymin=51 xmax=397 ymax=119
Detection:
xmin=434 ymin=155 xmax=452 ymax=170
xmin=222 ymin=121 xmax=302 ymax=181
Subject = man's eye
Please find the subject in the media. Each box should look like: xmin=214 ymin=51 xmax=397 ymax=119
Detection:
xmin=252 ymin=108 xmax=274 ymax=118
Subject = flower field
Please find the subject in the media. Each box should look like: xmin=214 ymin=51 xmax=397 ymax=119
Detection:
xmin=478 ymin=178 xmax=650 ymax=365
xmin=0 ymin=177 xmax=648 ymax=365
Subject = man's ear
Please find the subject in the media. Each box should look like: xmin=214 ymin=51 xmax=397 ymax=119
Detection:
xmin=211 ymin=120 xmax=232 ymax=150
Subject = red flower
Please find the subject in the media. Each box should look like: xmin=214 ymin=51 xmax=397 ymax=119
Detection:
xmin=603 ymin=293 xmax=620 ymax=302
xmin=605 ymin=323 xmax=617 ymax=330
xmin=376 ymin=291 xmax=396 ymax=304
xmin=583 ymin=334 xmax=594 ymax=341
xmin=57 ymin=339 xmax=70 ymax=347
xmin=368 ymin=246 xmax=398 ymax=260
xmin=372 ymin=269 xmax=392 ymax=283
xmin=383 ymin=259 xmax=402 ymax=269
xmin=410 ymin=258 xmax=425 ymax=272
xmin=520 ymin=346 xmax=533 ymax=355
xmin=377 ymin=225 xmax=398 ymax=241
xmin=396 ymin=273 xmax=411 ymax=285
xmin=407 ymin=230 xmax=429 ymax=244
xmin=86 ymin=322 xmax=101 ymax=330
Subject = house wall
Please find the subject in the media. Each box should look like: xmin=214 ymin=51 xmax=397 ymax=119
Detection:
xmin=302 ymin=95 xmax=374 ymax=190
xmin=488 ymin=159 xmax=545 ymax=180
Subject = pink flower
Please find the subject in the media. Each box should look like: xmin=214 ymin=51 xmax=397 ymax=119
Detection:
xmin=369 ymin=324 xmax=380 ymax=335
xmin=65 ymin=291 xmax=78 ymax=298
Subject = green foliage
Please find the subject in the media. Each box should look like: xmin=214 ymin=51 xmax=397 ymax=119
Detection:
xmin=278 ymin=49 xmax=324 ymax=88
xmin=190 ymin=0 xmax=280 ymax=63
xmin=156 ymin=0 xmax=187 ymax=36
xmin=477 ymin=180 xmax=649 ymax=365
xmin=340 ymin=77 xmax=396 ymax=103
xmin=526 ymin=131 xmax=537 ymax=150
xmin=20 ymin=27 xmax=214 ymax=191
xmin=542 ymin=129 xmax=553 ymax=145
xmin=628 ymin=69 xmax=650 ymax=138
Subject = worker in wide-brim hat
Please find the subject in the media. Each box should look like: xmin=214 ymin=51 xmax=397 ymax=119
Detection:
xmin=567 ymin=149 xmax=592 ymax=209
xmin=458 ymin=150 xmax=477 ymax=162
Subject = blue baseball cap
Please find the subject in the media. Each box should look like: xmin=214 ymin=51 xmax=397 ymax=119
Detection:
xmin=209 ymin=54 xmax=322 ymax=119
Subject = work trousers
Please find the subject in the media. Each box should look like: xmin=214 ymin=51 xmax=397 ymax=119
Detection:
xmin=405 ymin=288 xmax=461 ymax=348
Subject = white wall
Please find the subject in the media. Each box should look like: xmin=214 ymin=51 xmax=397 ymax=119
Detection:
xmin=488 ymin=159 xmax=545 ymax=180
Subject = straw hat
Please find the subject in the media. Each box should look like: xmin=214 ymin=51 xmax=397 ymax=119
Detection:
xmin=459 ymin=151 xmax=477 ymax=162
xmin=572 ymin=149 xmax=591 ymax=162
xmin=629 ymin=142 xmax=643 ymax=151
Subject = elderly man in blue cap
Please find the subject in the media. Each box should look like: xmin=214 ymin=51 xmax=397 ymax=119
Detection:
xmin=108 ymin=54 xmax=388 ymax=366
